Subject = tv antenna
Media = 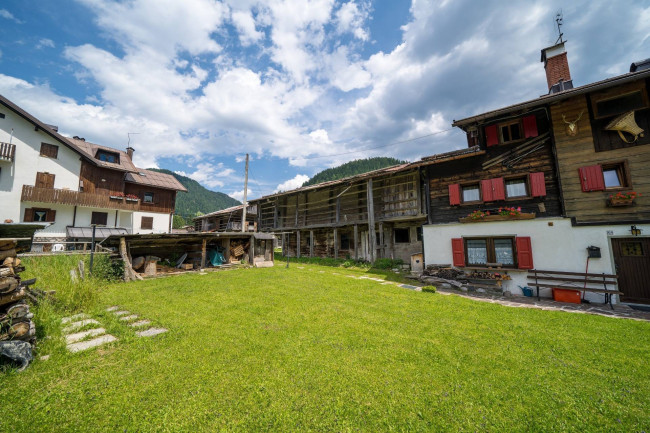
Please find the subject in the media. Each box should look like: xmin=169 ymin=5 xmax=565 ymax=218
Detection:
xmin=555 ymin=11 xmax=565 ymax=44
xmin=127 ymin=132 xmax=140 ymax=146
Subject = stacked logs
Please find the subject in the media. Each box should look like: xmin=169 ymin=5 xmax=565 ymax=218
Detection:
xmin=0 ymin=239 xmax=35 ymax=344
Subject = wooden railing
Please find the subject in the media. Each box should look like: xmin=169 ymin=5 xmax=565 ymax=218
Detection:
xmin=21 ymin=185 xmax=141 ymax=211
xmin=0 ymin=142 xmax=16 ymax=161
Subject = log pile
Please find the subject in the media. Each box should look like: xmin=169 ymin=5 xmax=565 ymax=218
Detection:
xmin=422 ymin=265 xmax=465 ymax=280
xmin=0 ymin=240 xmax=35 ymax=344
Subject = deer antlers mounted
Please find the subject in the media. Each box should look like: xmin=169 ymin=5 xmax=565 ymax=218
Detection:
xmin=562 ymin=110 xmax=584 ymax=136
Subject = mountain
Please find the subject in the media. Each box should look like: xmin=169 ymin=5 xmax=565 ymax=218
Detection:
xmin=302 ymin=157 xmax=407 ymax=187
xmin=147 ymin=168 xmax=240 ymax=226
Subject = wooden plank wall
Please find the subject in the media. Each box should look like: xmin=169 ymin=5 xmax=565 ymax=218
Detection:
xmin=79 ymin=162 xmax=125 ymax=195
xmin=551 ymin=91 xmax=650 ymax=223
xmin=427 ymin=143 xmax=562 ymax=223
xmin=124 ymin=184 xmax=176 ymax=213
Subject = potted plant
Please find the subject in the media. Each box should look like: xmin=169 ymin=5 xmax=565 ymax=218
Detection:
xmin=497 ymin=206 xmax=522 ymax=217
xmin=468 ymin=209 xmax=490 ymax=220
xmin=125 ymin=194 xmax=140 ymax=202
xmin=608 ymin=191 xmax=640 ymax=207
xmin=109 ymin=192 xmax=125 ymax=200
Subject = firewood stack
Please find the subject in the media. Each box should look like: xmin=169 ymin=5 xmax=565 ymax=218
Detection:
xmin=0 ymin=239 xmax=36 ymax=344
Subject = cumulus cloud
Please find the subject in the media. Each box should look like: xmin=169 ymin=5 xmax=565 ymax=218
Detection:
xmin=177 ymin=163 xmax=235 ymax=189
xmin=275 ymin=174 xmax=310 ymax=192
xmin=36 ymin=38 xmax=55 ymax=49
xmin=229 ymin=188 xmax=253 ymax=202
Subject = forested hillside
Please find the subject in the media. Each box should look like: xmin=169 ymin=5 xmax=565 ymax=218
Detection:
xmin=302 ymin=157 xmax=406 ymax=187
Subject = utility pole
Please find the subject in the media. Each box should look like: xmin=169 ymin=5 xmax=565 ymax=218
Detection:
xmin=241 ymin=153 xmax=249 ymax=232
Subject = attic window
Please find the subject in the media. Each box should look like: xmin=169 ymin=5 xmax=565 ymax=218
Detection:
xmin=139 ymin=172 xmax=147 ymax=176
xmin=594 ymin=90 xmax=648 ymax=119
xmin=96 ymin=150 xmax=119 ymax=164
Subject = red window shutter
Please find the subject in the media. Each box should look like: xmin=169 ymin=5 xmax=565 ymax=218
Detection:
xmin=523 ymin=115 xmax=539 ymax=138
xmin=451 ymin=238 xmax=465 ymax=267
xmin=481 ymin=179 xmax=493 ymax=202
xmin=491 ymin=178 xmax=505 ymax=201
xmin=485 ymin=125 xmax=499 ymax=147
xmin=46 ymin=210 xmax=56 ymax=222
xmin=578 ymin=165 xmax=605 ymax=192
xmin=529 ymin=172 xmax=546 ymax=197
xmin=23 ymin=208 xmax=34 ymax=222
xmin=516 ymin=237 xmax=534 ymax=269
xmin=448 ymin=184 xmax=461 ymax=205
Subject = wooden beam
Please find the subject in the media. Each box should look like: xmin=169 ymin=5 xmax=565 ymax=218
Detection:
xmin=334 ymin=227 xmax=338 ymax=259
xmin=378 ymin=222 xmax=384 ymax=259
xmin=273 ymin=199 xmax=279 ymax=229
xmin=336 ymin=196 xmax=341 ymax=223
xmin=281 ymin=233 xmax=286 ymax=257
xmin=353 ymin=224 xmax=358 ymax=260
xmin=295 ymin=194 xmax=299 ymax=227
xmin=366 ymin=179 xmax=376 ymax=263
xmin=296 ymin=231 xmax=301 ymax=258
xmin=310 ymin=230 xmax=314 ymax=257
xmin=119 ymin=237 xmax=140 ymax=281
xmin=201 ymin=238 xmax=207 ymax=269
xmin=250 ymin=236 xmax=255 ymax=265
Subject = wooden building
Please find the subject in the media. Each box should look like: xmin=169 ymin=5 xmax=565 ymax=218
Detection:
xmin=194 ymin=204 xmax=257 ymax=233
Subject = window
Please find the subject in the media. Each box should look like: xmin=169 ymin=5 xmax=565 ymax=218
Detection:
xmin=593 ymin=90 xmax=648 ymax=119
xmin=579 ymin=161 xmax=630 ymax=192
xmin=96 ymin=150 xmax=119 ymax=164
xmin=35 ymin=172 xmax=55 ymax=188
xmin=143 ymin=192 xmax=154 ymax=203
xmin=394 ymin=228 xmax=410 ymax=243
xmin=340 ymin=233 xmax=350 ymax=250
xmin=602 ymin=162 xmax=629 ymax=189
xmin=485 ymin=116 xmax=538 ymax=147
xmin=141 ymin=216 xmax=154 ymax=230
xmin=34 ymin=210 xmax=47 ymax=222
xmin=462 ymin=184 xmax=480 ymax=202
xmin=40 ymin=143 xmax=59 ymax=159
xmin=24 ymin=208 xmax=55 ymax=222
xmin=505 ymin=178 xmax=527 ymax=198
xmin=91 ymin=212 xmax=108 ymax=226
xmin=500 ymin=121 xmax=522 ymax=144
xmin=465 ymin=237 xmax=515 ymax=267
xmin=416 ymin=226 xmax=423 ymax=242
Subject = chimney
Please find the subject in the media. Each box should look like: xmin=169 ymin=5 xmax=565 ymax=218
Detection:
xmin=540 ymin=41 xmax=573 ymax=94
xmin=126 ymin=146 xmax=134 ymax=160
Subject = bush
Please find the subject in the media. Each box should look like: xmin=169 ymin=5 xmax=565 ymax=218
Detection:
xmin=91 ymin=254 xmax=124 ymax=282
xmin=373 ymin=258 xmax=405 ymax=270
xmin=274 ymin=253 xmax=371 ymax=269
xmin=421 ymin=286 xmax=437 ymax=293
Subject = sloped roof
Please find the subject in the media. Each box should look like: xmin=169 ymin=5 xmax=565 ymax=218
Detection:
xmin=125 ymin=169 xmax=187 ymax=192
xmin=68 ymin=138 xmax=138 ymax=172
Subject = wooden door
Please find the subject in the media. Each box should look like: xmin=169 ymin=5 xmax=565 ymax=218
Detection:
xmin=35 ymin=172 xmax=55 ymax=188
xmin=612 ymin=238 xmax=650 ymax=304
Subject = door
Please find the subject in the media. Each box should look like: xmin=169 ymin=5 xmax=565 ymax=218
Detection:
xmin=612 ymin=238 xmax=650 ymax=304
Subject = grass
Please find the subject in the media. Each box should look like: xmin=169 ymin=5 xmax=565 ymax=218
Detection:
xmin=1 ymin=260 xmax=650 ymax=431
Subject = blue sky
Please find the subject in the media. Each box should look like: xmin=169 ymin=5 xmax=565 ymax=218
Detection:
xmin=1 ymin=0 xmax=648 ymax=216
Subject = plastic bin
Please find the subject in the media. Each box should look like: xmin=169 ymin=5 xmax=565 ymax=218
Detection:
xmin=552 ymin=288 xmax=581 ymax=304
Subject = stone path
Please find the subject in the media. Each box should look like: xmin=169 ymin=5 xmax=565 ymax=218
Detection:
xmin=60 ymin=316 xmax=117 ymax=353
xmin=106 ymin=306 xmax=167 ymax=338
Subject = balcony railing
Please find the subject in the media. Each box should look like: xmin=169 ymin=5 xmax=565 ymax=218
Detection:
xmin=22 ymin=185 xmax=141 ymax=211
xmin=0 ymin=142 xmax=16 ymax=162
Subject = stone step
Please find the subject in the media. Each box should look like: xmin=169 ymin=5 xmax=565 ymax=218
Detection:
xmin=129 ymin=320 xmax=151 ymax=327
xmin=106 ymin=306 xmax=120 ymax=312
xmin=62 ymin=319 xmax=101 ymax=334
xmin=65 ymin=328 xmax=106 ymax=344
xmin=112 ymin=310 xmax=130 ymax=316
xmin=119 ymin=314 xmax=139 ymax=322
xmin=136 ymin=328 xmax=167 ymax=338
xmin=67 ymin=334 xmax=117 ymax=353
xmin=61 ymin=313 xmax=89 ymax=324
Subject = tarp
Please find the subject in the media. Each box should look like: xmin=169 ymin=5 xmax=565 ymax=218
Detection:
xmin=207 ymin=249 xmax=225 ymax=266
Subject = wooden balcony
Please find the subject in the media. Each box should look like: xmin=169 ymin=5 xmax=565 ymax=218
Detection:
xmin=21 ymin=185 xmax=141 ymax=211
xmin=0 ymin=142 xmax=16 ymax=162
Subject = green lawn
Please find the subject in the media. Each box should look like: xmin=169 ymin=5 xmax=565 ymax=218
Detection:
xmin=2 ymin=263 xmax=649 ymax=432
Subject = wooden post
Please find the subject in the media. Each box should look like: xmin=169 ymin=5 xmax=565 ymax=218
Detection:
xmin=241 ymin=153 xmax=249 ymax=232
xmin=281 ymin=233 xmax=286 ymax=257
xmin=334 ymin=228 xmax=338 ymax=259
xmin=366 ymin=179 xmax=376 ymax=263
xmin=201 ymin=238 xmax=207 ymax=269
xmin=119 ymin=237 xmax=139 ymax=281
xmin=296 ymin=231 xmax=301 ymax=258
xmin=310 ymin=230 xmax=314 ymax=257
xmin=336 ymin=196 xmax=341 ymax=223
xmin=378 ymin=222 xmax=384 ymax=259
xmin=295 ymin=194 xmax=299 ymax=227
xmin=353 ymin=224 xmax=358 ymax=260
xmin=249 ymin=235 xmax=255 ymax=265
xmin=273 ymin=200 xmax=279 ymax=229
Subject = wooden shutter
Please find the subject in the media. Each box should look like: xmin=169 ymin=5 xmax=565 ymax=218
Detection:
xmin=491 ymin=178 xmax=505 ymax=201
xmin=45 ymin=209 xmax=56 ymax=222
xmin=485 ymin=125 xmax=499 ymax=147
xmin=448 ymin=184 xmax=461 ymax=205
xmin=480 ymin=179 xmax=493 ymax=202
xmin=529 ymin=172 xmax=546 ymax=197
xmin=40 ymin=143 xmax=59 ymax=158
xmin=522 ymin=115 xmax=539 ymax=138
xmin=451 ymin=238 xmax=465 ymax=267
xmin=23 ymin=208 xmax=34 ymax=222
xmin=516 ymin=237 xmax=534 ymax=269
xmin=91 ymin=212 xmax=108 ymax=226
xmin=141 ymin=216 xmax=153 ymax=230
xmin=578 ymin=165 xmax=605 ymax=192
xmin=35 ymin=172 xmax=46 ymax=188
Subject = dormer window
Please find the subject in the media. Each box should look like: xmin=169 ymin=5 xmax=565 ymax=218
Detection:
xmin=484 ymin=115 xmax=539 ymax=147
xmin=96 ymin=150 xmax=120 ymax=164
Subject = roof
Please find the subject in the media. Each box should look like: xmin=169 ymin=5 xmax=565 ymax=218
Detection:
xmin=69 ymin=138 xmax=138 ymax=172
xmin=99 ymin=231 xmax=272 ymax=248
xmin=66 ymin=226 xmax=129 ymax=239
xmin=0 ymin=223 xmax=51 ymax=252
xmin=124 ymin=169 xmax=187 ymax=192
xmin=196 ymin=204 xmax=244 ymax=219
xmin=452 ymin=68 xmax=650 ymax=129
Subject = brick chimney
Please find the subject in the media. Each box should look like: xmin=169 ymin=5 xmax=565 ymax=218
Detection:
xmin=126 ymin=146 xmax=134 ymax=160
xmin=540 ymin=42 xmax=573 ymax=94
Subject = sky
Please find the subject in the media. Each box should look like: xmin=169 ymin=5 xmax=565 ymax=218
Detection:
xmin=0 ymin=0 xmax=648 ymax=217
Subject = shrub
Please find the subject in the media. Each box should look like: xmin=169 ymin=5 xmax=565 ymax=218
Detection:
xmin=421 ymin=285 xmax=437 ymax=293
xmin=373 ymin=258 xmax=404 ymax=270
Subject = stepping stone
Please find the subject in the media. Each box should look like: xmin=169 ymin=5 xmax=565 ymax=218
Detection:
xmin=61 ymin=313 xmax=89 ymax=324
xmin=106 ymin=306 xmax=120 ymax=312
xmin=297 ymin=266 xmax=305 ymax=269
xmin=40 ymin=355 xmax=50 ymax=361
xmin=67 ymin=334 xmax=117 ymax=353
xmin=382 ymin=282 xmax=394 ymax=285
xmin=112 ymin=310 xmax=130 ymax=316
xmin=136 ymin=328 xmax=167 ymax=338
xmin=129 ymin=320 xmax=151 ymax=327
xmin=400 ymin=284 xmax=419 ymax=290
xmin=62 ymin=319 xmax=101 ymax=334
xmin=119 ymin=314 xmax=138 ymax=322
xmin=65 ymin=328 xmax=106 ymax=344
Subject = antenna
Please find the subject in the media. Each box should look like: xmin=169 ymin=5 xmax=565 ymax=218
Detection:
xmin=555 ymin=11 xmax=564 ymax=45
xmin=127 ymin=132 xmax=140 ymax=146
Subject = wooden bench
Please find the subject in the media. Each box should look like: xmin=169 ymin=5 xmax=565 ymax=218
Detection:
xmin=527 ymin=269 xmax=622 ymax=309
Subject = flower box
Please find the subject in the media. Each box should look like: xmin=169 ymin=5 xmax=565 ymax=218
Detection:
xmin=125 ymin=198 xmax=139 ymax=202
xmin=109 ymin=195 xmax=124 ymax=200
xmin=608 ymin=197 xmax=635 ymax=207
xmin=459 ymin=213 xmax=536 ymax=223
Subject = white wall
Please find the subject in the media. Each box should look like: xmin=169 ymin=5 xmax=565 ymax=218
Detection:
xmin=0 ymin=110 xmax=81 ymax=222
xmin=422 ymin=217 xmax=650 ymax=304
xmin=20 ymin=202 xmax=75 ymax=238
xmin=132 ymin=211 xmax=171 ymax=234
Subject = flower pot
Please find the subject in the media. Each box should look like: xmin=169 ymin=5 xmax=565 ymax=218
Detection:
xmin=459 ymin=213 xmax=536 ymax=223
xmin=552 ymin=288 xmax=581 ymax=304
xmin=608 ymin=197 xmax=635 ymax=207
xmin=109 ymin=196 xmax=123 ymax=200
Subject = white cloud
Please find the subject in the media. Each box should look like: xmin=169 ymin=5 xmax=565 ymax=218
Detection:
xmin=229 ymin=188 xmax=253 ymax=202
xmin=178 ymin=162 xmax=237 ymax=189
xmin=0 ymin=9 xmax=22 ymax=23
xmin=275 ymin=174 xmax=310 ymax=192
xmin=335 ymin=1 xmax=370 ymax=41
xmin=231 ymin=10 xmax=265 ymax=46
xmin=36 ymin=38 xmax=55 ymax=49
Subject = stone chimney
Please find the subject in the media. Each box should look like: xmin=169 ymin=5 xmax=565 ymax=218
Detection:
xmin=540 ymin=41 xmax=573 ymax=94
xmin=126 ymin=146 xmax=134 ymax=160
